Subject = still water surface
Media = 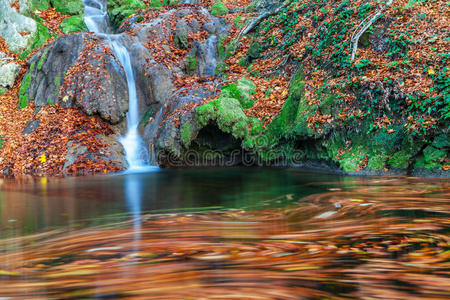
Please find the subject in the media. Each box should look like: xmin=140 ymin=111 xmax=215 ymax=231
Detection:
xmin=0 ymin=168 xmax=448 ymax=299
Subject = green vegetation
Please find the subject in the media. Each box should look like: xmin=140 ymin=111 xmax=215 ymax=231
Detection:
xmin=60 ymin=16 xmax=88 ymax=33
xmin=18 ymin=24 xmax=51 ymax=59
xmin=185 ymin=55 xmax=197 ymax=75
xmin=211 ymin=2 xmax=229 ymax=16
xmin=107 ymin=0 xmax=146 ymax=28
xmin=52 ymin=0 xmax=84 ymax=15
xmin=18 ymin=63 xmax=36 ymax=109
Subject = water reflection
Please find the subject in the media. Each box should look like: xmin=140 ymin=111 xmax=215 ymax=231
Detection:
xmin=0 ymin=171 xmax=448 ymax=299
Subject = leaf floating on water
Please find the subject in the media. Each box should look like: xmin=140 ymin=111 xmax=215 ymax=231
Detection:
xmin=314 ymin=211 xmax=337 ymax=219
xmin=0 ymin=270 xmax=20 ymax=276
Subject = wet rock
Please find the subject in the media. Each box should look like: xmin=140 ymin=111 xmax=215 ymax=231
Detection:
xmin=63 ymin=134 xmax=127 ymax=175
xmin=21 ymin=119 xmax=40 ymax=135
xmin=192 ymin=36 xmax=218 ymax=77
xmin=24 ymin=33 xmax=129 ymax=124
xmin=174 ymin=19 xmax=192 ymax=49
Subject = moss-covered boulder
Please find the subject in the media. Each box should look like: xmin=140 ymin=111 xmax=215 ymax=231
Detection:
xmin=220 ymin=78 xmax=256 ymax=109
xmin=60 ymin=16 xmax=88 ymax=33
xmin=211 ymin=2 xmax=229 ymax=16
xmin=52 ymin=0 xmax=85 ymax=15
xmin=108 ymin=0 xmax=146 ymax=28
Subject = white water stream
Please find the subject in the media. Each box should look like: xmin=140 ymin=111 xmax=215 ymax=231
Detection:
xmin=83 ymin=0 xmax=150 ymax=171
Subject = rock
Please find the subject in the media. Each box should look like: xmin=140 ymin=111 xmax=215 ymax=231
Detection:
xmin=21 ymin=119 xmax=40 ymax=135
xmin=63 ymin=134 xmax=128 ymax=175
xmin=23 ymin=33 xmax=129 ymax=124
xmin=192 ymin=36 xmax=218 ymax=77
xmin=0 ymin=0 xmax=37 ymax=52
xmin=174 ymin=19 xmax=191 ymax=49
xmin=0 ymin=62 xmax=21 ymax=88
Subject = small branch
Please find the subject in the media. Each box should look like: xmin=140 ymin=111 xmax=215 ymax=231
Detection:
xmin=350 ymin=0 xmax=393 ymax=62
xmin=236 ymin=0 xmax=294 ymax=41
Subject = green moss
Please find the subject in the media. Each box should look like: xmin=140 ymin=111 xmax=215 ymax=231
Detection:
xmin=246 ymin=41 xmax=263 ymax=60
xmin=54 ymin=76 xmax=61 ymax=87
xmin=320 ymin=93 xmax=337 ymax=115
xmin=108 ymin=0 xmax=146 ymax=28
xmin=185 ymin=55 xmax=197 ymax=74
xmin=218 ymin=35 xmax=227 ymax=59
xmin=181 ymin=123 xmax=193 ymax=147
xmin=0 ymin=87 xmax=7 ymax=96
xmin=162 ymin=0 xmax=179 ymax=5
xmin=423 ymin=145 xmax=446 ymax=164
xmin=220 ymin=78 xmax=256 ymax=109
xmin=196 ymin=97 xmax=249 ymax=140
xmin=52 ymin=0 xmax=84 ymax=15
xmin=367 ymin=154 xmax=388 ymax=170
xmin=389 ymin=150 xmax=411 ymax=169
xmin=31 ymin=0 xmax=50 ymax=10
xmin=18 ymin=24 xmax=51 ymax=59
xmin=211 ymin=2 xmax=229 ymax=16
xmin=148 ymin=0 xmax=162 ymax=7
xmin=175 ymin=33 xmax=188 ymax=49
xmin=0 ymin=136 xmax=3 ymax=149
xmin=37 ymin=48 xmax=50 ymax=69
xmin=215 ymin=62 xmax=228 ymax=77
xmin=140 ymin=108 xmax=156 ymax=127
xmin=339 ymin=145 xmax=366 ymax=172
xmin=233 ymin=16 xmax=244 ymax=28
xmin=60 ymin=15 xmax=88 ymax=33
xmin=432 ymin=134 xmax=450 ymax=149
xmin=18 ymin=63 xmax=35 ymax=109
xmin=224 ymin=39 xmax=238 ymax=59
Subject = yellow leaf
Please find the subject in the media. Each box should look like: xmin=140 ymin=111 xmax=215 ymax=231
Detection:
xmin=0 ymin=270 xmax=20 ymax=276
xmin=39 ymin=154 xmax=46 ymax=164
xmin=428 ymin=68 xmax=435 ymax=75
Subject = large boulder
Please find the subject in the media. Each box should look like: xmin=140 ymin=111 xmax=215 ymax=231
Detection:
xmin=0 ymin=0 xmax=37 ymax=53
xmin=22 ymin=33 xmax=129 ymax=124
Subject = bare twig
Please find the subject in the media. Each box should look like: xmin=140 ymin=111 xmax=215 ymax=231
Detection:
xmin=350 ymin=0 xmax=393 ymax=62
xmin=236 ymin=0 xmax=294 ymax=41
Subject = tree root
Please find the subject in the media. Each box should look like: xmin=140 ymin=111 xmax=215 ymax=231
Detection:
xmin=351 ymin=0 xmax=393 ymax=62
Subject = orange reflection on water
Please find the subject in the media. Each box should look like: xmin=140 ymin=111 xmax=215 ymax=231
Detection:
xmin=0 ymin=177 xmax=448 ymax=299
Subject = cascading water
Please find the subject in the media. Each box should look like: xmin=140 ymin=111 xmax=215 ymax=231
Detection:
xmin=83 ymin=0 xmax=150 ymax=171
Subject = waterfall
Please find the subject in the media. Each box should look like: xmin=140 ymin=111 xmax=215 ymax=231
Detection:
xmin=83 ymin=0 xmax=150 ymax=171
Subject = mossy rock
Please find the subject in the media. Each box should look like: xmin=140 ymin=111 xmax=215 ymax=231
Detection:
xmin=148 ymin=0 xmax=162 ymax=7
xmin=31 ymin=0 xmax=50 ymax=11
xmin=339 ymin=145 xmax=367 ymax=172
xmin=196 ymin=97 xmax=249 ymax=140
xmin=246 ymin=41 xmax=263 ymax=60
xmin=60 ymin=15 xmax=88 ymax=33
xmin=220 ymin=78 xmax=256 ymax=109
xmin=0 ymin=87 xmax=7 ymax=96
xmin=388 ymin=150 xmax=411 ymax=169
xmin=52 ymin=0 xmax=84 ymax=15
xmin=367 ymin=153 xmax=388 ymax=170
xmin=108 ymin=0 xmax=146 ymax=28
xmin=211 ymin=2 xmax=229 ymax=16
xmin=423 ymin=145 xmax=446 ymax=164
xmin=432 ymin=134 xmax=450 ymax=149
xmin=18 ymin=24 xmax=52 ymax=60
xmin=181 ymin=122 xmax=193 ymax=147
xmin=185 ymin=55 xmax=197 ymax=75
xmin=163 ymin=0 xmax=179 ymax=5
xmin=18 ymin=62 xmax=36 ymax=109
